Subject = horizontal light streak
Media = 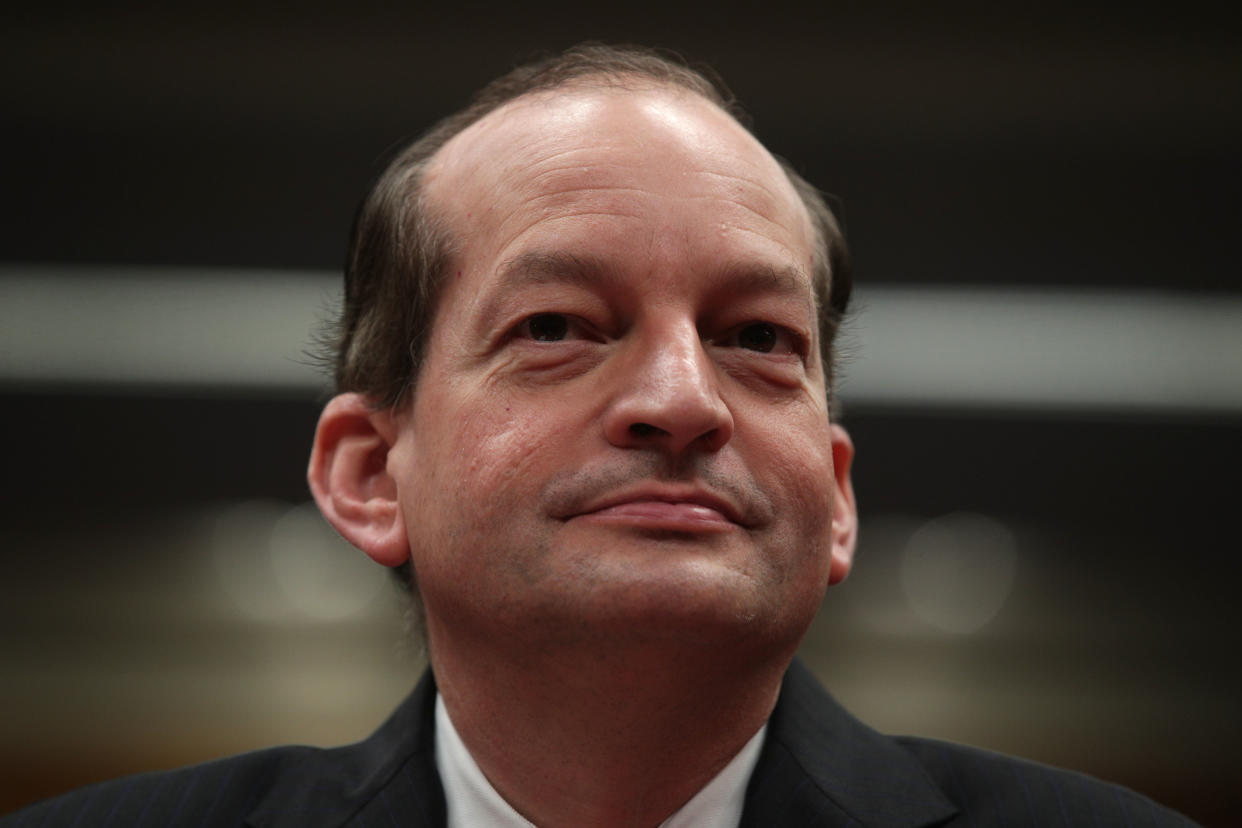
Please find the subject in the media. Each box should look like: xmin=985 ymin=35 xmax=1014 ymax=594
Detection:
xmin=2 ymin=265 xmax=1240 ymax=414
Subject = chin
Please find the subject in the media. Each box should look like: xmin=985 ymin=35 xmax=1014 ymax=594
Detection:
xmin=530 ymin=556 xmax=821 ymax=655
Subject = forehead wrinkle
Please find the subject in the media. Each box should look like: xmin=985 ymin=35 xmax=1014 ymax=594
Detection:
xmin=433 ymin=88 xmax=812 ymax=247
xmin=504 ymin=176 xmax=802 ymax=250
xmin=488 ymin=204 xmax=648 ymax=260
xmin=519 ymin=164 xmax=807 ymax=253
xmin=524 ymin=184 xmax=656 ymax=200
xmin=520 ymin=143 xmax=629 ymax=177
xmin=714 ymin=222 xmax=813 ymax=270
xmin=682 ymin=193 xmax=803 ymax=242
xmin=693 ymin=169 xmax=813 ymax=244
xmin=695 ymin=169 xmax=797 ymax=213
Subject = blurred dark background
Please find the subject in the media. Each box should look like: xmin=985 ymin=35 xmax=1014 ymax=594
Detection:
xmin=2 ymin=4 xmax=1239 ymax=825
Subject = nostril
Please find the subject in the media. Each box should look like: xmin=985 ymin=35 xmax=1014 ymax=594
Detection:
xmin=629 ymin=423 xmax=663 ymax=438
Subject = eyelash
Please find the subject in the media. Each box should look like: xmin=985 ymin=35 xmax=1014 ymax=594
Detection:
xmin=512 ymin=313 xmax=602 ymax=343
xmin=512 ymin=313 xmax=807 ymax=359
xmin=714 ymin=321 xmax=808 ymax=358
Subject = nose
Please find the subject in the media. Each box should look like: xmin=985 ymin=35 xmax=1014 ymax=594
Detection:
xmin=602 ymin=322 xmax=734 ymax=456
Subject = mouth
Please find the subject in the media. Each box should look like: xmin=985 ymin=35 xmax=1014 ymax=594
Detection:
xmin=564 ymin=486 xmax=748 ymax=533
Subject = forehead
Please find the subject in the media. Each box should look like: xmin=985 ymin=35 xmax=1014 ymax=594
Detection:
xmin=422 ymin=83 xmax=815 ymax=293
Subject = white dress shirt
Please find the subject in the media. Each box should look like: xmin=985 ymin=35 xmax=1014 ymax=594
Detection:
xmin=435 ymin=693 xmax=767 ymax=828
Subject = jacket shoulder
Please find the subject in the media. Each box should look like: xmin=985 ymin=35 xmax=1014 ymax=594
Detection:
xmin=1 ymin=745 xmax=318 ymax=827
xmin=893 ymin=736 xmax=1201 ymax=827
xmin=4 ymin=675 xmax=443 ymax=828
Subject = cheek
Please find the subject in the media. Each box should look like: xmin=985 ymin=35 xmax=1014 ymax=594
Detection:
xmin=411 ymin=384 xmax=560 ymax=551
xmin=452 ymin=395 xmax=549 ymax=495
xmin=755 ymin=423 xmax=837 ymax=556
xmin=407 ymin=392 xmax=578 ymax=620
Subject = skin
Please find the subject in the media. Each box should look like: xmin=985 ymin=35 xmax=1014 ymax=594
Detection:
xmin=310 ymin=81 xmax=857 ymax=828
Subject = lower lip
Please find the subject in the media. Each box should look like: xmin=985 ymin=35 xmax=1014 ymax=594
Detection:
xmin=575 ymin=501 xmax=736 ymax=532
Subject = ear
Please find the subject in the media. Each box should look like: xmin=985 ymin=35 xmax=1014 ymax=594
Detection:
xmin=827 ymin=423 xmax=858 ymax=586
xmin=307 ymin=393 xmax=410 ymax=567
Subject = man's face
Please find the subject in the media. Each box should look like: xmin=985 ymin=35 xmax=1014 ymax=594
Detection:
xmin=388 ymin=85 xmax=854 ymax=656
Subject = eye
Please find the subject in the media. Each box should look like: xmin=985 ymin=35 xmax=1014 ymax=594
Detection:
xmin=512 ymin=312 xmax=604 ymax=345
xmin=519 ymin=313 xmax=571 ymax=342
xmin=721 ymin=321 xmax=804 ymax=357
xmin=736 ymin=322 xmax=779 ymax=353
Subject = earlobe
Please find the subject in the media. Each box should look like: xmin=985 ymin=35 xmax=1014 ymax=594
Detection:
xmin=308 ymin=393 xmax=410 ymax=567
xmin=827 ymin=423 xmax=858 ymax=586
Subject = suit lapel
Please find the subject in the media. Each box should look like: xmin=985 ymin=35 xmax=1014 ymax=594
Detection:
xmin=243 ymin=660 xmax=955 ymax=828
xmin=741 ymin=659 xmax=958 ymax=828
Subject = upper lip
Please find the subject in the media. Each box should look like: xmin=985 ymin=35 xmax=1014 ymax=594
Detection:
xmin=567 ymin=484 xmax=749 ymax=526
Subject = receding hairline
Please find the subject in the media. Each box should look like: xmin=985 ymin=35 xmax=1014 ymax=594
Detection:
xmin=419 ymin=76 xmax=818 ymax=272
xmin=430 ymin=71 xmax=736 ymax=172
xmin=424 ymin=74 xmax=745 ymax=186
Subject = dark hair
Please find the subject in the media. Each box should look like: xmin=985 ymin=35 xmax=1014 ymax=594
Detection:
xmin=319 ymin=44 xmax=854 ymax=609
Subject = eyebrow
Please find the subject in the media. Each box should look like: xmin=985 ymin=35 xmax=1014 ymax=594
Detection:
xmin=495 ymin=250 xmax=618 ymax=292
xmin=709 ymin=262 xmax=814 ymax=312
xmin=485 ymin=249 xmax=815 ymax=321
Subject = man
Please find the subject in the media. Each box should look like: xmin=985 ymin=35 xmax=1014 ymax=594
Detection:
xmin=5 ymin=44 xmax=1197 ymax=827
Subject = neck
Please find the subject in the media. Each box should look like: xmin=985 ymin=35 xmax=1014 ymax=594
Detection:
xmin=429 ymin=629 xmax=792 ymax=828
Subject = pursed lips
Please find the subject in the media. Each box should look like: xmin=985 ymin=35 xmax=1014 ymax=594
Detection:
xmin=565 ymin=487 xmax=748 ymax=530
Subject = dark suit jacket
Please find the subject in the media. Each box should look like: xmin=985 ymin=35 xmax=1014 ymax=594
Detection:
xmin=3 ymin=659 xmax=1198 ymax=826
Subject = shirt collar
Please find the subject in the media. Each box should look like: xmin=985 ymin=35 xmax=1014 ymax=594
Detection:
xmin=435 ymin=692 xmax=767 ymax=828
